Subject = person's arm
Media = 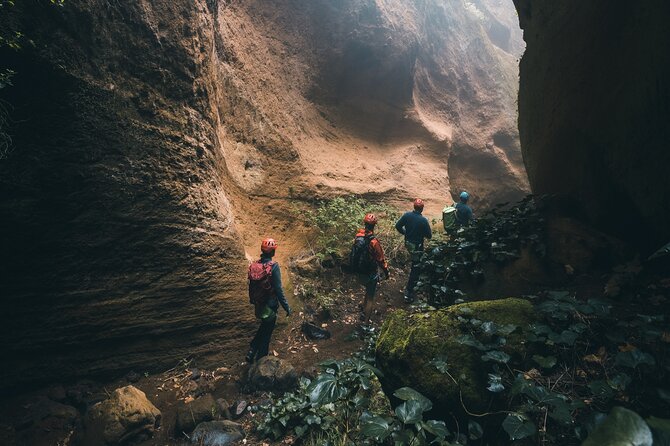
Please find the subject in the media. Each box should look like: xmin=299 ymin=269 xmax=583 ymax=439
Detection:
xmin=395 ymin=214 xmax=406 ymax=235
xmin=371 ymin=239 xmax=389 ymax=276
xmin=272 ymin=263 xmax=291 ymax=315
xmin=425 ymin=218 xmax=432 ymax=240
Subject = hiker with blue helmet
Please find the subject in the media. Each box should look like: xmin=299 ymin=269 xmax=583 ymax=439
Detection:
xmin=395 ymin=198 xmax=432 ymax=302
xmin=455 ymin=191 xmax=474 ymax=226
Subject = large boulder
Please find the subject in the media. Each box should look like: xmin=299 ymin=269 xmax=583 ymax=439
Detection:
xmin=82 ymin=385 xmax=161 ymax=445
xmin=247 ymin=356 xmax=298 ymax=391
xmin=376 ymin=298 xmax=535 ymax=415
xmin=175 ymin=393 xmax=217 ymax=434
xmin=191 ymin=420 xmax=245 ymax=446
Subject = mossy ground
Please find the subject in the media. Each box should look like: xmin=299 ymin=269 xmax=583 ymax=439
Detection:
xmin=375 ymin=298 xmax=536 ymax=414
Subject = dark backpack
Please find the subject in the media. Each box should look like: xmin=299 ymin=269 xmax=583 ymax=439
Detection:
xmin=349 ymin=234 xmax=376 ymax=272
xmin=248 ymin=260 xmax=275 ymax=314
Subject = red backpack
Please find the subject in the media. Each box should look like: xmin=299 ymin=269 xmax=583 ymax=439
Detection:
xmin=248 ymin=260 xmax=275 ymax=312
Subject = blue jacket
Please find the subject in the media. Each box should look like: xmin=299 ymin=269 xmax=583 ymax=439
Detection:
xmin=395 ymin=211 xmax=432 ymax=246
xmin=455 ymin=203 xmax=473 ymax=225
xmin=259 ymin=255 xmax=290 ymax=314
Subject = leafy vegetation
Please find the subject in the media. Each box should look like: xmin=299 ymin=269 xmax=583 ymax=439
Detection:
xmin=417 ymin=195 xmax=546 ymax=305
xmin=299 ymin=196 xmax=407 ymax=266
xmin=277 ymin=195 xmax=669 ymax=445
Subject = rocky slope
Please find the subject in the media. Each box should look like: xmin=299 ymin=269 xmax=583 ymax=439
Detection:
xmin=514 ymin=0 xmax=670 ymax=251
xmin=0 ymin=0 xmax=526 ymax=391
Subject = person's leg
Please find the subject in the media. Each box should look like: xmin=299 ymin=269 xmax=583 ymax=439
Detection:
xmin=247 ymin=321 xmax=262 ymax=362
xmin=256 ymin=315 xmax=277 ymax=359
xmin=362 ymin=272 xmax=379 ymax=322
xmin=404 ymin=242 xmax=421 ymax=301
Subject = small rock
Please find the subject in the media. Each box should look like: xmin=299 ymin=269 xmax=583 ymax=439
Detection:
xmin=214 ymin=367 xmax=230 ymax=376
xmin=190 ymin=368 xmax=201 ymax=380
xmin=83 ymin=385 xmax=161 ymax=446
xmin=247 ymin=356 xmax=298 ymax=391
xmin=175 ymin=393 xmax=216 ymax=434
xmin=191 ymin=420 xmax=245 ymax=446
xmin=233 ymin=400 xmax=247 ymax=419
xmin=216 ymin=398 xmax=232 ymax=420
xmin=125 ymin=370 xmax=141 ymax=383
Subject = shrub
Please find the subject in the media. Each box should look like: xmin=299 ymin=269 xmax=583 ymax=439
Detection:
xmin=299 ymin=196 xmax=406 ymax=266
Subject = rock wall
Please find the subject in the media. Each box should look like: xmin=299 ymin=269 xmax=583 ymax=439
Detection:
xmin=0 ymin=0 xmax=527 ymax=391
xmin=514 ymin=0 xmax=670 ymax=251
xmin=0 ymin=0 xmax=261 ymax=391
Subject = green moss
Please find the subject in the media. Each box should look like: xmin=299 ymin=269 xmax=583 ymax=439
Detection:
xmin=376 ymin=298 xmax=535 ymax=414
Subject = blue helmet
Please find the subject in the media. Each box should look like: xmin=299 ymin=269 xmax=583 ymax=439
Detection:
xmin=459 ymin=191 xmax=470 ymax=202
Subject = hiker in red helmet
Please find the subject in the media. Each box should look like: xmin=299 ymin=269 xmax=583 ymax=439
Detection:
xmin=245 ymin=238 xmax=291 ymax=363
xmin=396 ymin=198 xmax=432 ymax=302
xmin=349 ymin=213 xmax=390 ymax=323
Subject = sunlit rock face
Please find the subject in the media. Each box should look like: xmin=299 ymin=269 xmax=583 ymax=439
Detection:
xmin=514 ymin=0 xmax=670 ymax=251
xmin=0 ymin=0 xmax=527 ymax=391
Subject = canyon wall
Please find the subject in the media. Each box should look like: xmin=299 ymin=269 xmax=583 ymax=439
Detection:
xmin=0 ymin=0 xmax=526 ymax=391
xmin=514 ymin=0 xmax=670 ymax=251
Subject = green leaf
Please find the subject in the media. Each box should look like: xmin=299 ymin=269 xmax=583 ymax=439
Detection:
xmin=481 ymin=350 xmax=511 ymax=364
xmin=306 ymin=373 xmax=347 ymax=405
xmin=456 ymin=334 xmax=488 ymax=351
xmin=583 ymin=407 xmax=653 ymax=446
xmin=423 ymin=419 xmax=450 ymax=439
xmin=532 ymin=354 xmax=557 ymax=369
xmin=430 ymin=355 xmax=450 ymax=374
xmin=615 ymin=349 xmax=656 ymax=368
xmin=360 ymin=412 xmax=392 ymax=440
xmin=468 ymin=420 xmax=484 ymax=439
xmin=394 ymin=387 xmax=433 ymax=412
xmin=502 ymin=413 xmax=536 ymax=440
xmin=395 ymin=399 xmax=424 ymax=424
xmin=487 ymin=373 xmax=504 ymax=393
xmin=609 ymin=373 xmax=631 ymax=391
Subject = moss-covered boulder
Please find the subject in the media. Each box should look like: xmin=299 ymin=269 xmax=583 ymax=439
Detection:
xmin=375 ymin=298 xmax=535 ymax=416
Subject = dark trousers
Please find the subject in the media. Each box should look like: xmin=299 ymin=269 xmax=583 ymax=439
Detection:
xmin=407 ymin=262 xmax=421 ymax=296
xmin=249 ymin=315 xmax=277 ymax=360
xmin=405 ymin=241 xmax=423 ymax=297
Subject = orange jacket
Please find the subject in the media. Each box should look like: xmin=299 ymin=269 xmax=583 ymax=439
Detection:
xmin=356 ymin=229 xmax=388 ymax=270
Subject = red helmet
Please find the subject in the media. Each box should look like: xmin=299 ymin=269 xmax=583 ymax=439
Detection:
xmin=363 ymin=213 xmax=378 ymax=225
xmin=261 ymin=238 xmax=278 ymax=253
xmin=413 ymin=198 xmax=424 ymax=211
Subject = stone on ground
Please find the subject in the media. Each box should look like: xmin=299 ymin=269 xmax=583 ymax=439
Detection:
xmin=376 ymin=298 xmax=535 ymax=415
xmin=175 ymin=393 xmax=217 ymax=434
xmin=83 ymin=385 xmax=161 ymax=446
xmin=191 ymin=420 xmax=245 ymax=446
xmin=247 ymin=356 xmax=298 ymax=391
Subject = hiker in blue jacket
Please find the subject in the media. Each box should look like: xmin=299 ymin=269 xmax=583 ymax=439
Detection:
xmin=455 ymin=191 xmax=474 ymax=226
xmin=246 ymin=238 xmax=290 ymax=363
xmin=395 ymin=198 xmax=432 ymax=302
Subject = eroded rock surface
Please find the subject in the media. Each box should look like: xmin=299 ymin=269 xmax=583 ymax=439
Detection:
xmin=247 ymin=356 xmax=298 ymax=391
xmin=83 ymin=385 xmax=161 ymax=446
xmin=514 ymin=0 xmax=670 ymax=250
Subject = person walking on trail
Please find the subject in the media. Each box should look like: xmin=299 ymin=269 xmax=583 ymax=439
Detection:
xmin=246 ymin=238 xmax=291 ymax=363
xmin=395 ymin=198 xmax=432 ymax=302
xmin=455 ymin=191 xmax=474 ymax=226
xmin=349 ymin=213 xmax=390 ymax=323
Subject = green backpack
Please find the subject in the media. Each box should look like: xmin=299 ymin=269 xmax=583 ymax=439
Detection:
xmin=442 ymin=204 xmax=458 ymax=231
